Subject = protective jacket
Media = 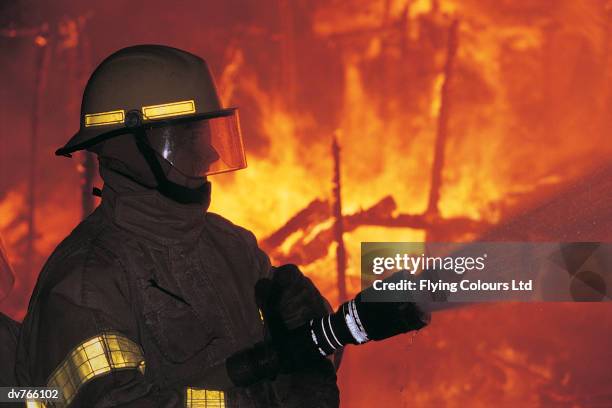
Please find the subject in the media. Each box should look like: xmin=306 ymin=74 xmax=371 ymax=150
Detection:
xmin=16 ymin=169 xmax=338 ymax=407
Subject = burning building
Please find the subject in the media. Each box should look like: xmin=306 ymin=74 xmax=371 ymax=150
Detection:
xmin=1 ymin=0 xmax=611 ymax=406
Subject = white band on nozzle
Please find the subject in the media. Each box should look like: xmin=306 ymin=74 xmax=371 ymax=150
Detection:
xmin=344 ymin=300 xmax=369 ymax=344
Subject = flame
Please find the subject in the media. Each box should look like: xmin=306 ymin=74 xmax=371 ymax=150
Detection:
xmin=0 ymin=188 xmax=28 ymax=266
xmin=211 ymin=72 xmax=329 ymax=237
xmin=1 ymin=0 xmax=611 ymax=405
xmin=1 ymin=188 xmax=79 ymax=262
xmin=204 ymin=0 xmax=612 ymax=307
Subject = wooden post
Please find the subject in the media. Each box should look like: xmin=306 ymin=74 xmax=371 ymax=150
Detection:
xmin=277 ymin=0 xmax=297 ymax=110
xmin=26 ymin=32 xmax=51 ymax=273
xmin=426 ymin=19 xmax=459 ymax=219
xmin=332 ymin=134 xmax=347 ymax=303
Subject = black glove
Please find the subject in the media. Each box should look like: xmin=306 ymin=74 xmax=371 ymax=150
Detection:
xmin=226 ymin=270 xmax=430 ymax=387
xmin=268 ymin=264 xmax=331 ymax=329
xmin=349 ymin=270 xmax=431 ymax=342
xmin=256 ymin=266 xmax=340 ymax=408
xmin=266 ymin=265 xmax=344 ymax=371
xmin=226 ymin=265 xmax=333 ymax=386
xmin=254 ymin=270 xmax=329 ymax=373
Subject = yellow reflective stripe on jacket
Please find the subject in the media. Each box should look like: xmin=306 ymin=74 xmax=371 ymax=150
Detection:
xmin=47 ymin=331 xmax=145 ymax=407
xmin=185 ymin=388 xmax=226 ymax=408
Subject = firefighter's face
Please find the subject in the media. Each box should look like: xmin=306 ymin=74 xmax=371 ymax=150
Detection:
xmin=147 ymin=121 xmax=221 ymax=178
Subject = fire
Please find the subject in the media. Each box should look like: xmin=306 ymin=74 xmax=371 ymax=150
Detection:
xmin=203 ymin=0 xmax=612 ymax=310
xmin=0 ymin=186 xmax=80 ymax=265
xmin=2 ymin=1 xmax=605 ymax=303
xmin=1 ymin=0 xmax=611 ymax=406
xmin=211 ymin=72 xmax=329 ymax=237
xmin=0 ymin=188 xmax=28 ymax=266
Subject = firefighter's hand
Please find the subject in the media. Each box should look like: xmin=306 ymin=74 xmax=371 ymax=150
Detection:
xmin=255 ymin=275 xmax=328 ymax=374
xmin=354 ymin=270 xmax=431 ymax=341
xmin=269 ymin=264 xmax=330 ymax=329
xmin=353 ymin=296 xmax=431 ymax=342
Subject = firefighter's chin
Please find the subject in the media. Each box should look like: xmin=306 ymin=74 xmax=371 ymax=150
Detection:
xmin=165 ymin=165 xmax=208 ymax=189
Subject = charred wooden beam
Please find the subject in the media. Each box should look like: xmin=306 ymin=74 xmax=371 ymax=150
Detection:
xmin=268 ymin=194 xmax=490 ymax=265
xmin=332 ymin=135 xmax=347 ymax=302
xmin=277 ymin=0 xmax=298 ymax=110
xmin=26 ymin=33 xmax=51 ymax=274
xmin=426 ymin=19 xmax=459 ymax=218
xmin=265 ymin=196 xmax=397 ymax=264
xmin=260 ymin=198 xmax=330 ymax=252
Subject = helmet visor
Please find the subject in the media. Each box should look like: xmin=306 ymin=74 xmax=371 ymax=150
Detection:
xmin=146 ymin=110 xmax=246 ymax=177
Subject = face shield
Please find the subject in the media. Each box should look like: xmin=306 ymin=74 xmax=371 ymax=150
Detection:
xmin=145 ymin=109 xmax=247 ymax=177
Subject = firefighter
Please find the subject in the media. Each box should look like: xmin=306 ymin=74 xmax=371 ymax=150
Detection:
xmin=16 ymin=45 xmax=340 ymax=407
xmin=15 ymin=45 xmax=429 ymax=408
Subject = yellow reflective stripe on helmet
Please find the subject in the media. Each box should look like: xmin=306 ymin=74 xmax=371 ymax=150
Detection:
xmin=142 ymin=100 xmax=196 ymax=120
xmin=47 ymin=331 xmax=145 ymax=407
xmin=185 ymin=388 xmax=226 ymax=408
xmin=84 ymin=110 xmax=125 ymax=127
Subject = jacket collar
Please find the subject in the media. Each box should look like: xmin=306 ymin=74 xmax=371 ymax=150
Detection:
xmin=100 ymin=168 xmax=209 ymax=246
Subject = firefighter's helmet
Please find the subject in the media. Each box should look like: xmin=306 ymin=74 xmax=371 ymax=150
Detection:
xmin=56 ymin=44 xmax=246 ymax=177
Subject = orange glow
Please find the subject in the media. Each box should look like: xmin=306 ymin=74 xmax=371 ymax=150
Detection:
xmin=1 ymin=0 xmax=611 ymax=406
xmin=34 ymin=35 xmax=47 ymax=47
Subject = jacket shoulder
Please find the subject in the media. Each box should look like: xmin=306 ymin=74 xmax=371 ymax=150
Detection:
xmin=33 ymin=209 xmax=127 ymax=306
xmin=16 ymin=213 xmax=135 ymax=387
xmin=204 ymin=212 xmax=259 ymax=246
xmin=204 ymin=212 xmax=271 ymax=276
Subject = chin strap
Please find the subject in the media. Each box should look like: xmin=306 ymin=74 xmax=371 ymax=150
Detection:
xmin=132 ymin=130 xmax=211 ymax=206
